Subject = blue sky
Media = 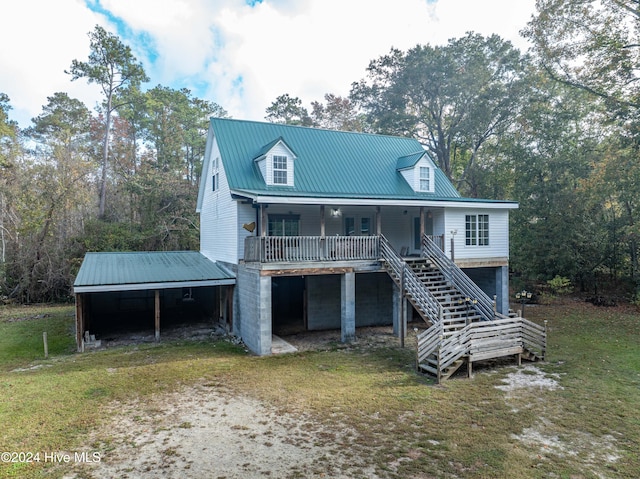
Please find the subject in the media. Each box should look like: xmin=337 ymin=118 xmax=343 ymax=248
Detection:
xmin=2 ymin=0 xmax=536 ymax=129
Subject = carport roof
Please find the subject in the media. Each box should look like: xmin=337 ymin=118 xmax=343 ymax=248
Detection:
xmin=73 ymin=251 xmax=235 ymax=293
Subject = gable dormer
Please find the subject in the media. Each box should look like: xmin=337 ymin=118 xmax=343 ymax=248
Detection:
xmin=254 ymin=137 xmax=297 ymax=187
xmin=396 ymin=151 xmax=435 ymax=193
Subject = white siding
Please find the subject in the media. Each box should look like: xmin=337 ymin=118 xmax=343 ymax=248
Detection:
xmin=237 ymin=202 xmax=256 ymax=259
xmin=443 ymin=208 xmax=510 ymax=260
xmin=199 ymin=136 xmax=239 ymax=264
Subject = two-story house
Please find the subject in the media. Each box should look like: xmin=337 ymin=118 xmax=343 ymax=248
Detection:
xmin=197 ymin=118 xmax=521 ymax=359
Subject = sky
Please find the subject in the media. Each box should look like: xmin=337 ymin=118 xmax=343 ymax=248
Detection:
xmin=1 ymin=0 xmax=537 ymax=129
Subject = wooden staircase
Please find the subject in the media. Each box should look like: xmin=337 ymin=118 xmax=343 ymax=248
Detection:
xmin=380 ymin=235 xmax=547 ymax=383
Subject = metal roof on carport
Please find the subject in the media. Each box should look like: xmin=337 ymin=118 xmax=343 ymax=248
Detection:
xmin=73 ymin=251 xmax=235 ymax=293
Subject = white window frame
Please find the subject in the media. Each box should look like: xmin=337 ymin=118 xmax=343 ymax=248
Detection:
xmin=212 ymin=157 xmax=220 ymax=192
xmin=466 ymin=214 xmax=489 ymax=246
xmin=273 ymin=155 xmax=288 ymax=185
xmin=419 ymin=166 xmax=430 ymax=192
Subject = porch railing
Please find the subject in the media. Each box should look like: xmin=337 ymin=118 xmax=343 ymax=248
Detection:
xmin=244 ymin=235 xmax=380 ymax=263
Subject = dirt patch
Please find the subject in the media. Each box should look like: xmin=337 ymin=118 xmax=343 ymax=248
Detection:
xmin=65 ymin=384 xmax=379 ymax=479
xmin=495 ymin=365 xmax=622 ymax=474
xmin=494 ymin=364 xmax=563 ymax=397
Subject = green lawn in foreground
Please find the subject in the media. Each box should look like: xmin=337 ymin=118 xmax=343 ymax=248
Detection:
xmin=1 ymin=301 xmax=639 ymax=478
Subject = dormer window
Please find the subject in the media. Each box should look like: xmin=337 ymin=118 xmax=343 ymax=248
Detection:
xmin=254 ymin=137 xmax=296 ymax=187
xmin=397 ymin=151 xmax=435 ymax=193
xmin=419 ymin=167 xmax=430 ymax=192
xmin=273 ymin=155 xmax=288 ymax=184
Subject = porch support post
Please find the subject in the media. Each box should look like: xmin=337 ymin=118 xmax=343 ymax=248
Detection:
xmin=260 ymin=204 xmax=267 ymax=237
xmin=496 ymin=266 xmax=509 ymax=315
xmin=154 ymin=289 xmax=161 ymax=341
xmin=257 ymin=275 xmax=272 ymax=355
xmin=420 ymin=206 xmax=425 ymax=238
xmin=320 ymin=205 xmax=326 ymax=236
xmin=375 ymin=206 xmax=381 ymax=235
xmin=75 ymin=293 xmax=84 ymax=352
xmin=392 ymin=283 xmax=401 ymax=336
xmin=341 ymin=272 xmax=356 ymax=343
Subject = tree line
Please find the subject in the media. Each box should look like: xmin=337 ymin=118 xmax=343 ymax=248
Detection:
xmin=1 ymin=0 xmax=640 ymax=303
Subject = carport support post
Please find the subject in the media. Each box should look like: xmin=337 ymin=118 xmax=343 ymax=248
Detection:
xmin=341 ymin=272 xmax=355 ymax=343
xmin=75 ymin=293 xmax=84 ymax=352
xmin=155 ymin=289 xmax=160 ymax=341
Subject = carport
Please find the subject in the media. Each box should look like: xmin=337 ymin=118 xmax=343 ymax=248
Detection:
xmin=73 ymin=251 xmax=235 ymax=351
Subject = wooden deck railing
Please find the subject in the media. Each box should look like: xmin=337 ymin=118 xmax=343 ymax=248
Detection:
xmin=244 ymin=235 xmax=380 ymax=263
xmin=417 ymin=315 xmax=547 ymax=382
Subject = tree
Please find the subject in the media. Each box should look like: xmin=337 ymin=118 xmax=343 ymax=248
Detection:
xmin=525 ymin=1 xmax=640 ymax=296
xmin=350 ymin=33 xmax=529 ymax=191
xmin=67 ymin=25 xmax=148 ymax=218
xmin=265 ymin=94 xmax=313 ymax=126
xmin=524 ymin=0 xmax=640 ymax=112
xmin=0 ymin=93 xmax=18 ymax=169
xmin=310 ymin=94 xmax=364 ymax=131
xmin=3 ymin=94 xmax=94 ymax=302
xmin=0 ymin=93 xmax=20 ymax=284
xmin=505 ymin=74 xmax=609 ymax=289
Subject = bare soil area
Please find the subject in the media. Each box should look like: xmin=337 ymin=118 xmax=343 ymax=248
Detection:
xmin=65 ymin=383 xmax=378 ymax=479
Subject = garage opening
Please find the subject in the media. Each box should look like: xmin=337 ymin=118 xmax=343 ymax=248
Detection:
xmin=272 ymin=276 xmax=306 ymax=336
xmin=73 ymin=251 xmax=235 ymax=351
xmin=82 ymin=286 xmax=222 ymax=339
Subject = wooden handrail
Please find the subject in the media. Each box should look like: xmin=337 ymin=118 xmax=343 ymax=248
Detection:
xmin=380 ymin=235 xmax=443 ymax=324
xmin=421 ymin=234 xmax=499 ymax=322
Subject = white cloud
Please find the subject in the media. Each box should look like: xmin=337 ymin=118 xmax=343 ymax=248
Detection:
xmin=0 ymin=0 xmax=536 ymax=128
xmin=0 ymin=0 xmax=104 ymax=127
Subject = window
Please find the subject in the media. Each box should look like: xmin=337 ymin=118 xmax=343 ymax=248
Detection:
xmin=268 ymin=214 xmax=299 ymax=236
xmin=466 ymin=214 xmax=489 ymax=246
xmin=345 ymin=217 xmax=372 ymax=236
xmin=419 ymin=167 xmax=430 ymax=191
xmin=212 ymin=157 xmax=219 ymax=191
xmin=273 ymin=155 xmax=288 ymax=185
xmin=360 ymin=217 xmax=371 ymax=236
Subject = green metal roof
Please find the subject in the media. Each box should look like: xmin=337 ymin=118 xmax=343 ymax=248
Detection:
xmin=396 ymin=152 xmax=426 ymax=170
xmin=210 ymin=118 xmax=462 ymax=200
xmin=73 ymin=251 xmax=235 ymax=293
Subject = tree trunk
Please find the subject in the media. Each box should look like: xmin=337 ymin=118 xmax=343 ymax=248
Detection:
xmin=99 ymin=94 xmax=113 ymax=218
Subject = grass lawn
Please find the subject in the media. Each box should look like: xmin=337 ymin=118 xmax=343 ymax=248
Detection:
xmin=0 ymin=300 xmax=639 ymax=478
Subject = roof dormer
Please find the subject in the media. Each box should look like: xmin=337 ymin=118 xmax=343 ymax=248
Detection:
xmin=254 ymin=137 xmax=297 ymax=187
xmin=396 ymin=151 xmax=436 ymax=194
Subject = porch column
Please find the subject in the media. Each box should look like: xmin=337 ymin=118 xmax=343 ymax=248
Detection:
xmin=155 ymin=289 xmax=160 ymax=341
xmin=75 ymin=293 xmax=85 ymax=352
xmin=260 ymin=204 xmax=267 ymax=237
xmin=392 ymin=283 xmax=401 ymax=336
xmin=320 ymin=205 xmax=326 ymax=236
xmin=341 ymin=272 xmax=356 ymax=343
xmin=420 ymin=207 xmax=425 ymax=238
xmin=496 ymin=266 xmax=509 ymax=315
xmin=375 ymin=206 xmax=381 ymax=235
xmin=257 ymin=275 xmax=272 ymax=355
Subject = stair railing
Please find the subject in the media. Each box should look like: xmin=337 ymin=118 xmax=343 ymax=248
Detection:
xmin=421 ymin=235 xmax=498 ymax=322
xmin=380 ymin=235 xmax=443 ymax=324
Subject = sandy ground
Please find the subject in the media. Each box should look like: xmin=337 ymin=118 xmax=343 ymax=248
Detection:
xmin=65 ymin=383 xmax=377 ymax=479
xmin=60 ymin=327 xmax=621 ymax=479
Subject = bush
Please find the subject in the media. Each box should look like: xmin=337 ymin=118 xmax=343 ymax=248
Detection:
xmin=546 ymin=275 xmax=573 ymax=296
